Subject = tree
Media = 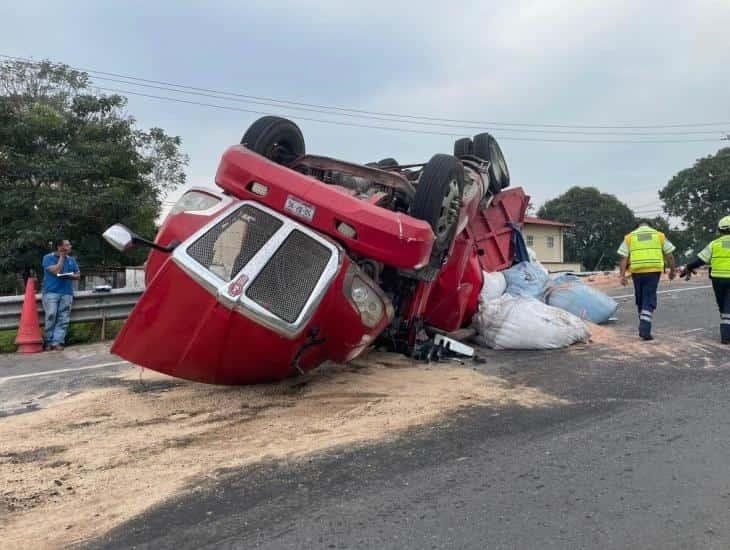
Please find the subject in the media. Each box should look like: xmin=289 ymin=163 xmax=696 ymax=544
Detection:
xmin=0 ymin=60 xmax=188 ymax=292
xmin=537 ymin=187 xmax=636 ymax=270
xmin=659 ymin=147 xmax=730 ymax=252
xmin=637 ymin=215 xmax=691 ymax=263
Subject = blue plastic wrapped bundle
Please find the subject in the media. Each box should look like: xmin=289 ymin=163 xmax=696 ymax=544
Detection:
xmin=502 ymin=262 xmax=552 ymax=300
xmin=545 ymin=275 xmax=618 ymax=324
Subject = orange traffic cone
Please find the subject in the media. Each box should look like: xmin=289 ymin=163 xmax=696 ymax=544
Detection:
xmin=15 ymin=278 xmax=44 ymax=353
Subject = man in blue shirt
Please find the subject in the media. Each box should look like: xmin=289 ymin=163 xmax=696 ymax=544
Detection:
xmin=42 ymin=239 xmax=80 ymax=350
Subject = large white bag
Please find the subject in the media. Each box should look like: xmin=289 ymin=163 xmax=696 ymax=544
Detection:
xmin=480 ymin=271 xmax=507 ymax=301
xmin=473 ymin=294 xmax=591 ymax=350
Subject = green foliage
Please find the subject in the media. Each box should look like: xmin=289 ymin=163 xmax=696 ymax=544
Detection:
xmin=0 ymin=59 xmax=188 ymax=288
xmin=67 ymin=319 xmax=125 ymax=344
xmin=637 ymin=215 xmax=692 ymax=263
xmin=0 ymin=320 xmax=125 ymax=353
xmin=659 ymin=148 xmax=730 ymax=253
xmin=537 ymin=187 xmax=636 ymax=270
xmin=66 ymin=321 xmax=96 ymax=345
xmin=0 ymin=330 xmax=16 ymax=353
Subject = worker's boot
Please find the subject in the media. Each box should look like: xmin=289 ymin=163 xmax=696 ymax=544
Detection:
xmin=721 ymin=314 xmax=730 ymax=344
xmin=639 ymin=309 xmax=653 ymax=341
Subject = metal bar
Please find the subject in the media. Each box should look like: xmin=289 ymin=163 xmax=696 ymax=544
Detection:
xmin=0 ymin=289 xmax=142 ymax=331
xmin=290 ymin=154 xmax=416 ymax=200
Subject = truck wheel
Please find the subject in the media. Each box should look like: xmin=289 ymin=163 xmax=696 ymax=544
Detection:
xmin=453 ymin=137 xmax=473 ymax=158
xmin=411 ymin=154 xmax=464 ymax=258
xmin=377 ymin=157 xmax=399 ymax=169
xmin=473 ymin=132 xmax=510 ymax=192
xmin=241 ymin=116 xmax=305 ymax=165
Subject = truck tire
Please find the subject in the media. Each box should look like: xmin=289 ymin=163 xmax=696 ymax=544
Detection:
xmin=473 ymin=132 xmax=510 ymax=192
xmin=377 ymin=158 xmax=399 ymax=169
xmin=241 ymin=116 xmax=305 ymax=165
xmin=453 ymin=137 xmax=473 ymax=158
xmin=410 ymin=154 xmax=464 ymax=258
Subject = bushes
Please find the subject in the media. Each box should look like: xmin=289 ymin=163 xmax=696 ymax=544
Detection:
xmin=0 ymin=272 xmax=23 ymax=296
xmin=0 ymin=330 xmax=16 ymax=353
xmin=0 ymin=320 xmax=125 ymax=353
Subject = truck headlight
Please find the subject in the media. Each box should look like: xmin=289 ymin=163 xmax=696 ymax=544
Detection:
xmin=349 ymin=276 xmax=385 ymax=328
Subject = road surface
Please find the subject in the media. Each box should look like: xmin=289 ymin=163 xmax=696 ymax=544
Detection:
xmin=2 ymin=279 xmax=728 ymax=549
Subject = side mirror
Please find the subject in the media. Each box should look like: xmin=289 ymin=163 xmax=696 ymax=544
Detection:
xmin=103 ymin=224 xmax=136 ymax=252
xmin=102 ymin=224 xmax=181 ymax=254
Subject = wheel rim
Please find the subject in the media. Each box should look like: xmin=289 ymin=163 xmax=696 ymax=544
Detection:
xmin=268 ymin=141 xmax=296 ymax=164
xmin=435 ymin=179 xmax=461 ymax=241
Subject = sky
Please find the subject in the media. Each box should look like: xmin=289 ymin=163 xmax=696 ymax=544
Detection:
xmin=2 ymin=0 xmax=729 ymax=218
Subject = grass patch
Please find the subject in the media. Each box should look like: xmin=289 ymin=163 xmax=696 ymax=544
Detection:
xmin=0 ymin=330 xmax=17 ymax=353
xmin=67 ymin=320 xmax=125 ymax=344
xmin=0 ymin=320 xmax=125 ymax=353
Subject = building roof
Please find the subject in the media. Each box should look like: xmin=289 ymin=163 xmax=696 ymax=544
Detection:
xmin=523 ymin=216 xmax=575 ymax=228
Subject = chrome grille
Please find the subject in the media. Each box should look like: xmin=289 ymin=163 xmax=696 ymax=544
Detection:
xmin=186 ymin=205 xmax=282 ymax=281
xmin=246 ymin=230 xmax=332 ymax=323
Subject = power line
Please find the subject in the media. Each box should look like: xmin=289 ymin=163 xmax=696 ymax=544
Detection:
xmin=630 ymin=199 xmax=663 ymax=209
xmin=633 ymin=208 xmax=664 ymax=214
xmin=620 ymin=184 xmax=671 ymax=195
xmin=3 ymin=53 xmax=730 ymax=133
xmin=82 ymin=75 xmax=728 ymax=137
xmin=94 ymin=85 xmax=725 ymax=144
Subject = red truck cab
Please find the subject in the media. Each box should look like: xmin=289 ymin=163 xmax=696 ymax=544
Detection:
xmin=105 ymin=117 xmax=527 ymax=384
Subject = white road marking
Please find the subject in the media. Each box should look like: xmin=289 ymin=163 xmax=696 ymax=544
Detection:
xmin=612 ymin=285 xmax=713 ymax=300
xmin=681 ymin=328 xmax=705 ymax=334
xmin=0 ymin=360 xmax=129 ymax=384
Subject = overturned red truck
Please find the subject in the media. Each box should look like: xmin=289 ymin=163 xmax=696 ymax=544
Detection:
xmin=103 ymin=117 xmax=528 ymax=384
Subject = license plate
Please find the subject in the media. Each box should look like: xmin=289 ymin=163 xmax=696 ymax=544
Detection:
xmin=284 ymin=196 xmax=316 ymax=222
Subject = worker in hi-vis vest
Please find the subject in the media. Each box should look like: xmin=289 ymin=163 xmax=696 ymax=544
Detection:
xmin=679 ymin=215 xmax=730 ymax=345
xmin=618 ymin=221 xmax=677 ymax=340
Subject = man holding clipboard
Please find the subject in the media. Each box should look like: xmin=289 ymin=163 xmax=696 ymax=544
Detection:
xmin=41 ymin=238 xmax=80 ymax=351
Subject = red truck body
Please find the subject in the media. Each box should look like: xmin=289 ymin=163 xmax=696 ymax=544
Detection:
xmin=110 ymin=139 xmax=528 ymax=384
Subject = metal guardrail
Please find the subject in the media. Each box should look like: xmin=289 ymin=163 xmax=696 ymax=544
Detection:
xmin=0 ymin=289 xmax=142 ymax=331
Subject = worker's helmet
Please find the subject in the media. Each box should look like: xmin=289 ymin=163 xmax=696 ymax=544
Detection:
xmin=719 ymin=215 xmax=730 ymax=231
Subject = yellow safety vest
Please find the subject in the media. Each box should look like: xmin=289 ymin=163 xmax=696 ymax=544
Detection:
xmin=710 ymin=236 xmax=730 ymax=278
xmin=628 ymin=228 xmax=664 ymax=272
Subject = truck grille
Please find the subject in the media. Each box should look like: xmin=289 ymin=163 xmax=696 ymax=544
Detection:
xmin=187 ymin=205 xmax=282 ymax=281
xmin=246 ymin=230 xmax=332 ymax=323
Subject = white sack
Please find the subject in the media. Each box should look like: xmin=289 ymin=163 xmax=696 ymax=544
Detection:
xmin=480 ymin=271 xmax=507 ymax=301
xmin=473 ymin=294 xmax=591 ymax=350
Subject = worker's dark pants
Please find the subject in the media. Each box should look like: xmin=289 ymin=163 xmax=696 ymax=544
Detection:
xmin=633 ymin=272 xmax=660 ymax=338
xmin=711 ymin=278 xmax=730 ymax=343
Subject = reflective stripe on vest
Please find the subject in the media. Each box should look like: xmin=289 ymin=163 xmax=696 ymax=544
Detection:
xmin=710 ymin=236 xmax=730 ymax=278
xmin=629 ymin=228 xmax=664 ymax=271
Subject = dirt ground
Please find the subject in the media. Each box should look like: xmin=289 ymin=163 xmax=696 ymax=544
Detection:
xmin=585 ymin=320 xmax=724 ymax=366
xmin=583 ymin=269 xmax=708 ymax=291
xmin=582 ymin=272 xmax=623 ymax=290
xmin=0 ymin=352 xmax=566 ymax=549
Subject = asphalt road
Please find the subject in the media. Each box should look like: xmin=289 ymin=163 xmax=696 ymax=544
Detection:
xmin=607 ymin=278 xmax=718 ymax=338
xmin=87 ymin=279 xmax=730 ymax=550
xmin=2 ymin=279 xmax=728 ymax=549
xmin=0 ymin=342 xmax=131 ymax=418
